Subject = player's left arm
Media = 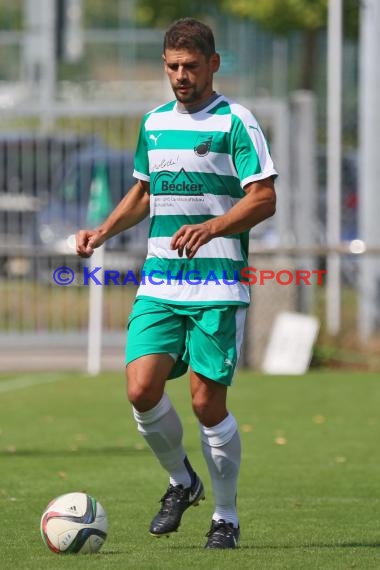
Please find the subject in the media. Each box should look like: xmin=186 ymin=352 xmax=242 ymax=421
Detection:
xmin=170 ymin=176 xmax=276 ymax=259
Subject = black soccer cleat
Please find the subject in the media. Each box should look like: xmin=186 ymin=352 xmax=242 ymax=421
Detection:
xmin=149 ymin=474 xmax=205 ymax=537
xmin=204 ymin=519 xmax=240 ymax=549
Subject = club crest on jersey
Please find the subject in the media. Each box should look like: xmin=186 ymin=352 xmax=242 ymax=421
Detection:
xmin=153 ymin=168 xmax=204 ymax=195
xmin=194 ymin=135 xmax=213 ymax=157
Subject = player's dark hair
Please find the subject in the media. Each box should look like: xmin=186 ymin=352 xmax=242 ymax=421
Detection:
xmin=163 ymin=18 xmax=216 ymax=59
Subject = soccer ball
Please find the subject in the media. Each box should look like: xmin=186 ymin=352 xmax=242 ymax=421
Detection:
xmin=40 ymin=492 xmax=108 ymax=554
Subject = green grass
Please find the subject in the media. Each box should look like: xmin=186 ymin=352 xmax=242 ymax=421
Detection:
xmin=1 ymin=370 xmax=380 ymax=569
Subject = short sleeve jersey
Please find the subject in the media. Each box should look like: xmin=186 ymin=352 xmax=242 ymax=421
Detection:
xmin=133 ymin=94 xmax=278 ymax=306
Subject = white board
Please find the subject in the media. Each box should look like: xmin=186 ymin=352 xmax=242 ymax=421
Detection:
xmin=261 ymin=312 xmax=320 ymax=375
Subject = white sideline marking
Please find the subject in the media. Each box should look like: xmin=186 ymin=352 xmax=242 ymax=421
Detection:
xmin=0 ymin=374 xmax=68 ymax=394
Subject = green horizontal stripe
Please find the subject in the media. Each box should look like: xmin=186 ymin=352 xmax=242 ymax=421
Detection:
xmin=149 ymin=214 xmax=241 ymax=240
xmin=149 ymin=214 xmax=210 ymax=238
xmin=146 ymin=130 xmax=230 ymax=154
xmin=150 ymin=172 xmax=244 ymax=198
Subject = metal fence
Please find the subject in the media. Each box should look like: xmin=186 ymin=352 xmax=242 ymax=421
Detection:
xmin=0 ymin=115 xmax=149 ymax=338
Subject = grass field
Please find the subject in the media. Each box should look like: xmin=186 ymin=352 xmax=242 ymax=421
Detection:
xmin=1 ymin=370 xmax=380 ymax=569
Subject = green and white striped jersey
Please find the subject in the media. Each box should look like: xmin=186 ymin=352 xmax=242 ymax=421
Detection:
xmin=133 ymin=93 xmax=277 ymax=306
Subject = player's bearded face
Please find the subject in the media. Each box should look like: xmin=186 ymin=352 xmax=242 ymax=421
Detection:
xmin=173 ymin=80 xmax=207 ymax=104
xmin=164 ymin=49 xmax=219 ymax=107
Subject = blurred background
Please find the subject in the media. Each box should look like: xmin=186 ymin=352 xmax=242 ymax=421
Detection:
xmin=0 ymin=0 xmax=379 ymax=372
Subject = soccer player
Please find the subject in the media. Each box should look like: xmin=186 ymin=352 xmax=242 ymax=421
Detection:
xmin=76 ymin=18 xmax=277 ymax=549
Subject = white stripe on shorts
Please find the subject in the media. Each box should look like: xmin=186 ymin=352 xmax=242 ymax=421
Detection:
xmin=235 ymin=307 xmax=247 ymax=363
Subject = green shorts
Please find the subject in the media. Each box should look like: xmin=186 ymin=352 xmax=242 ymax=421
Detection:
xmin=125 ymin=298 xmax=247 ymax=386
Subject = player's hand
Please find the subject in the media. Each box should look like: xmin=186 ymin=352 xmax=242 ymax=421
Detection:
xmin=75 ymin=229 xmax=105 ymax=258
xmin=170 ymin=223 xmax=212 ymax=259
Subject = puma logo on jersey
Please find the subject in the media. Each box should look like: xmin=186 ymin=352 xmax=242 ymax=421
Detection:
xmin=149 ymin=133 xmax=163 ymax=146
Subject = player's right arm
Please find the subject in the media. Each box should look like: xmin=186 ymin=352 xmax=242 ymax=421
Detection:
xmin=76 ymin=179 xmax=150 ymax=258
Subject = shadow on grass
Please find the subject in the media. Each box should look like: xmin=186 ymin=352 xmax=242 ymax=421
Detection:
xmin=0 ymin=446 xmax=151 ymax=457
xmin=152 ymin=541 xmax=380 ymax=551
xmin=243 ymin=542 xmax=380 ymax=550
xmin=95 ymin=540 xmax=380 ymax=556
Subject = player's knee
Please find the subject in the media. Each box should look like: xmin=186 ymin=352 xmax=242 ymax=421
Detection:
xmin=128 ymin=384 xmax=150 ymax=408
xmin=127 ymin=379 xmax=163 ymax=412
xmin=192 ymin=397 xmax=227 ymax=426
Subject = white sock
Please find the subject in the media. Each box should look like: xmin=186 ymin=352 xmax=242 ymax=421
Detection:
xmin=200 ymin=413 xmax=241 ymax=528
xmin=133 ymin=393 xmax=195 ymax=488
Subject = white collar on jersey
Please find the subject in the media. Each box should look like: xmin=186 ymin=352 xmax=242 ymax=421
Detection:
xmin=176 ymin=92 xmax=221 ymax=115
